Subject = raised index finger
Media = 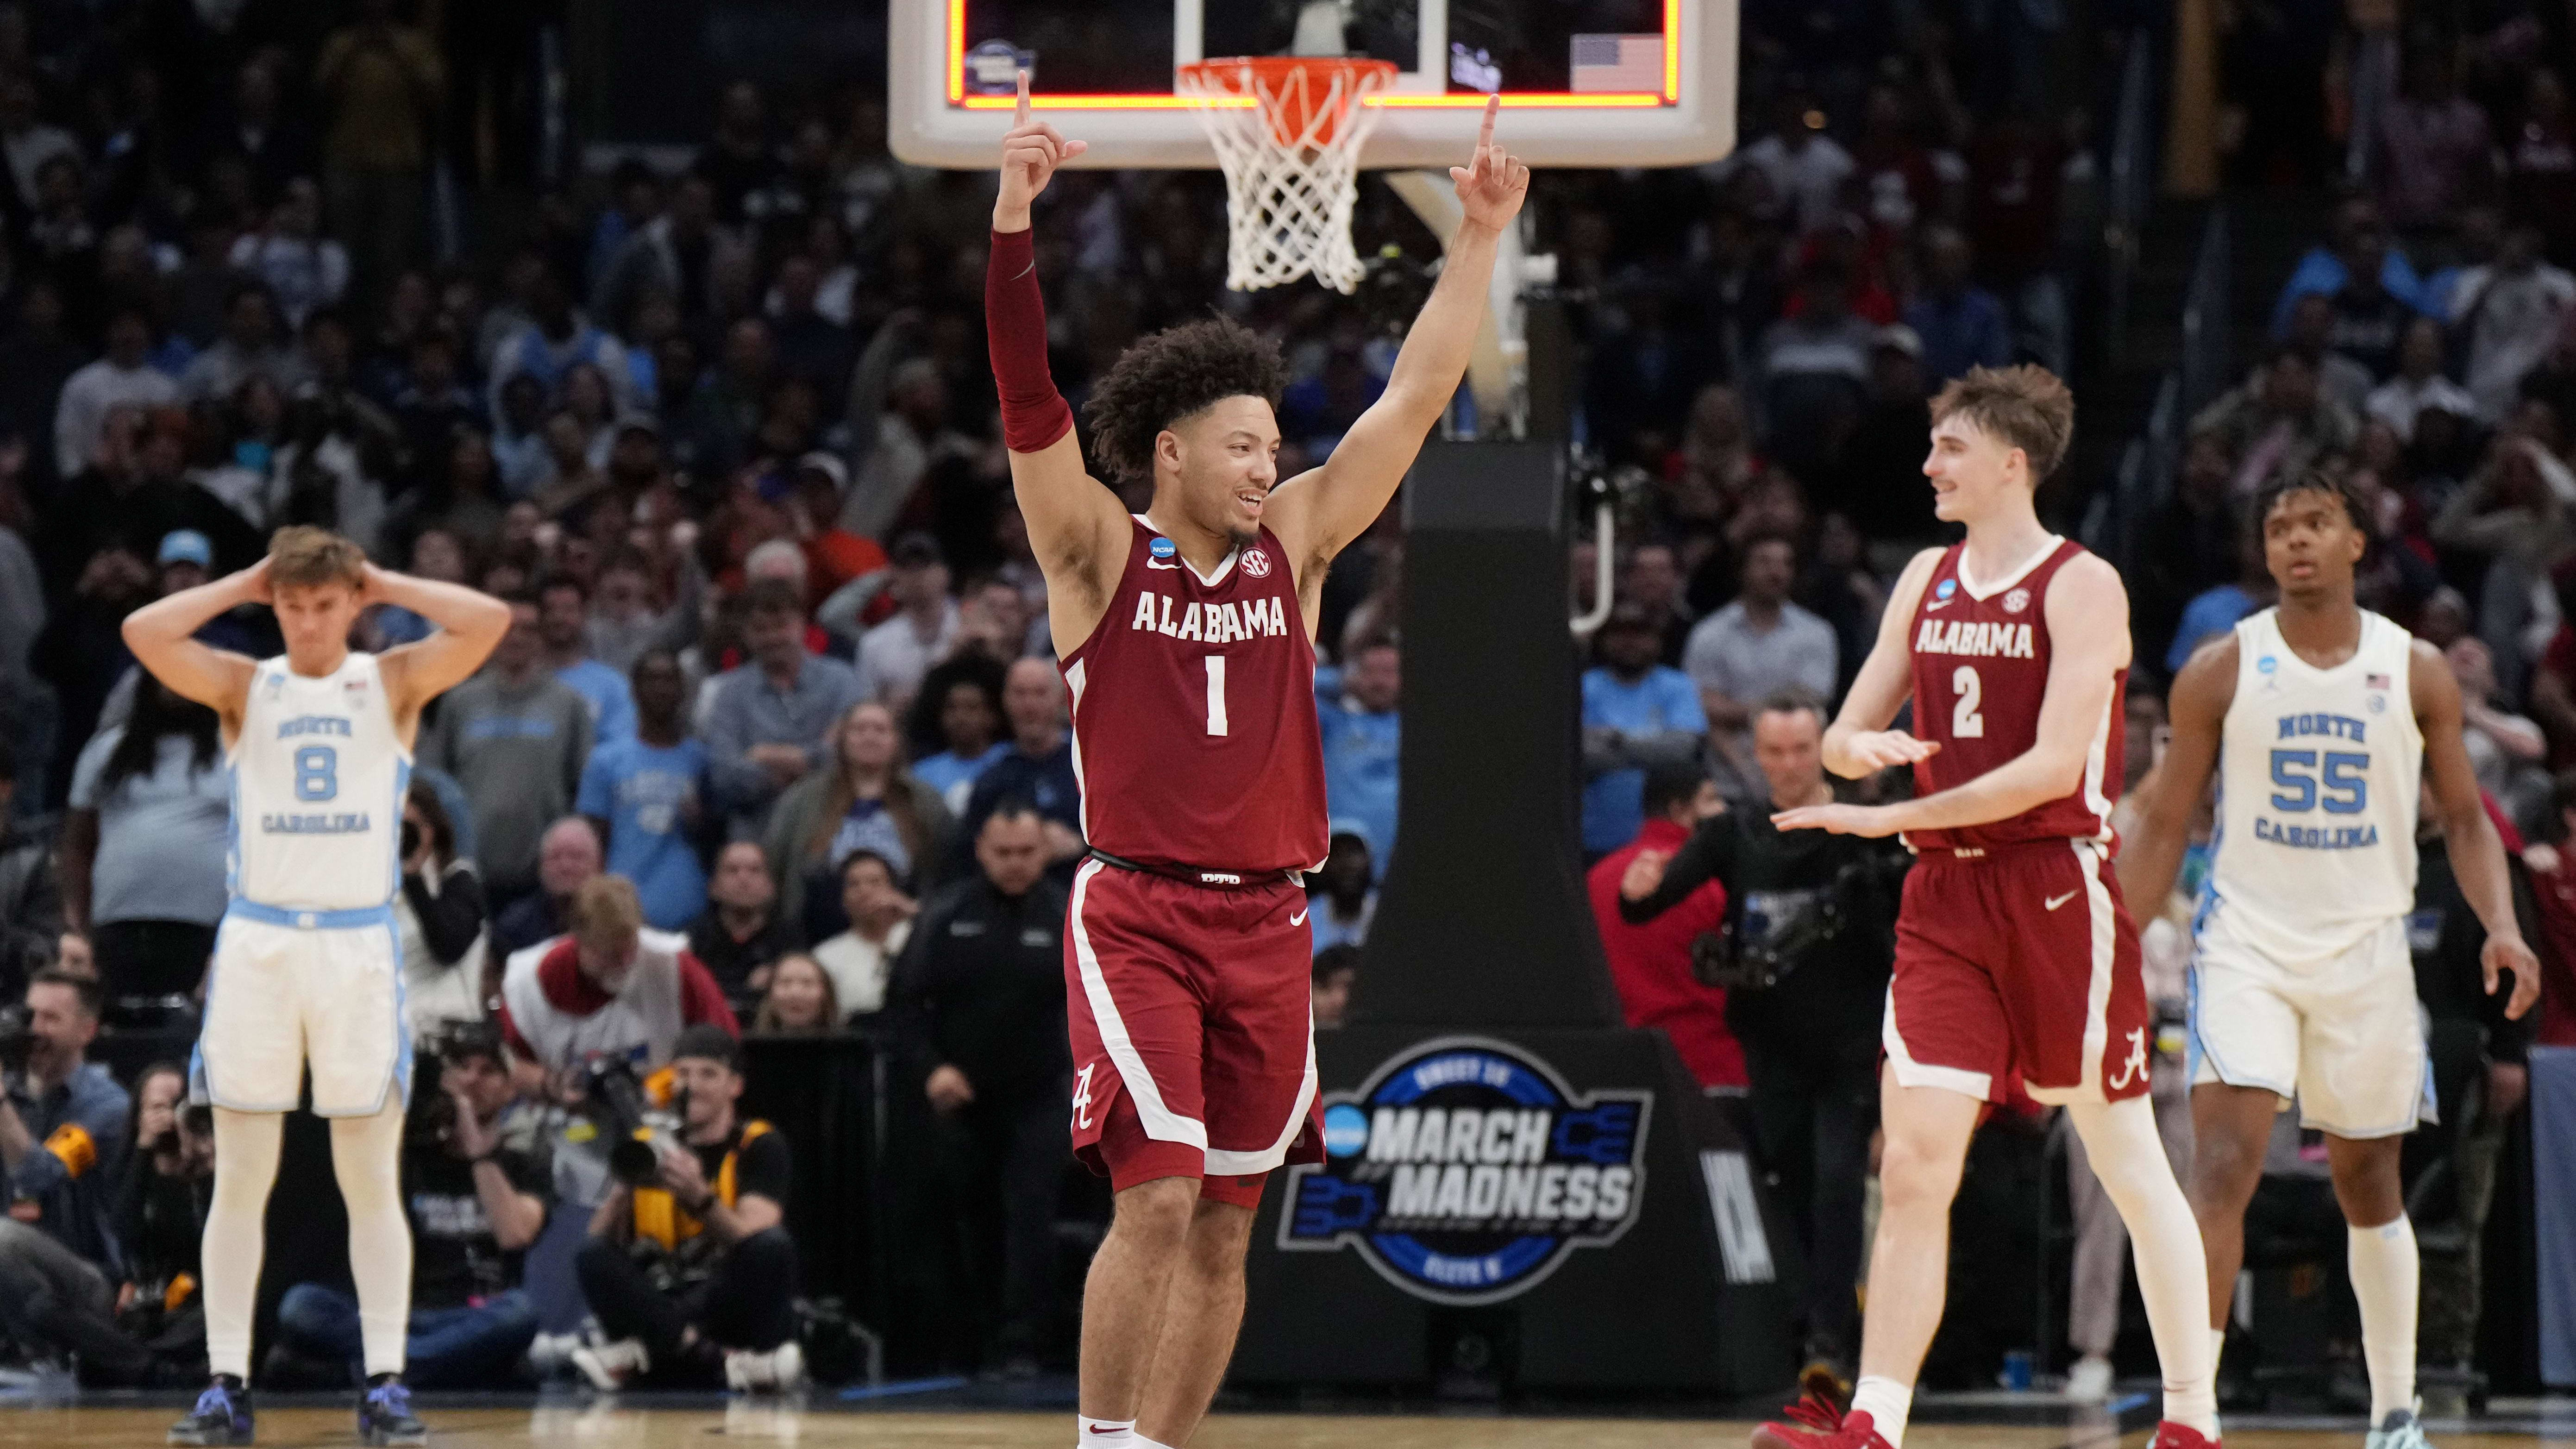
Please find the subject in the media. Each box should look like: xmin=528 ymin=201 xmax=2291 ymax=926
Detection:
xmin=1477 ymin=91 xmax=1499 ymax=151
xmin=1016 ymin=68 xmax=1031 ymax=127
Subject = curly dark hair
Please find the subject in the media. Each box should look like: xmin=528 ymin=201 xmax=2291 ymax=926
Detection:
xmin=1081 ymin=317 xmax=1288 ymax=482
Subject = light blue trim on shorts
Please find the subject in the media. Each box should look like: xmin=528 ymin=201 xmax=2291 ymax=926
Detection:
xmin=224 ymin=899 xmax=397 ymax=931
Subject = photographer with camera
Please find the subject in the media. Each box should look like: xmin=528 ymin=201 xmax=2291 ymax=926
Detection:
xmin=497 ymin=875 xmax=738 ymax=1104
xmin=572 ymin=1024 xmax=801 ymax=1393
xmin=0 ymin=969 xmax=136 ymax=1375
xmin=107 ymin=1063 xmax=213 ymax=1382
xmin=272 ymin=1025 xmax=547 ymax=1387
xmin=1618 ymin=689 xmax=1904 ymax=1399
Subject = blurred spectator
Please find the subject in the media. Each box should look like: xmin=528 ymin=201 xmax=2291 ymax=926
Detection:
xmin=2508 ymin=72 xmax=2576 ymax=262
xmin=2453 ymin=222 xmax=2576 ymax=420
xmin=54 ymin=309 xmax=177 ymax=480
xmin=490 ymin=817 xmax=603 ymax=960
xmin=789 ymin=453 xmax=887 ymax=607
xmin=2372 ymin=48 xmax=2493 ymax=235
xmin=587 ymin=546 xmax=703 ymax=677
xmin=845 ymin=336 xmax=979 ymax=541
xmin=705 ymin=581 xmax=865 ymax=838
xmin=688 ymin=841 xmax=795 ymax=1007
xmin=908 ymin=658 xmax=1010 ymax=814
xmin=2366 ymin=317 xmax=2477 ymax=441
xmin=1622 ymin=544 xmax=1696 ymax=665
xmin=60 ymin=675 xmax=228 ymax=999
xmin=275 ymin=1029 xmax=546 ymax=1387
xmin=2444 ymin=637 xmax=2551 ymax=826
xmin=1905 ymin=225 xmax=2012 ymax=387
xmin=2188 ymin=348 xmax=2360 ymax=497
xmin=2433 ymin=439 xmax=2576 ymax=688
xmin=424 ymin=593 xmax=594 ymax=907
xmin=573 ymin=1025 xmax=798 ymax=1391
xmin=1686 ymin=535 xmax=1837 ymax=795
xmin=763 ymin=701 xmax=953 ymax=941
xmin=956 ymin=659 xmax=1083 ymax=872
xmin=0 ymin=971 xmax=128 ymax=1275
xmin=110 ymin=1063 xmax=211 ymax=1384
xmin=1318 ymin=637 xmax=1400 ymax=882
xmin=0 ymin=72 xmax=76 ymax=217
xmin=595 ymin=172 xmax=743 ymax=335
xmin=1752 ymin=259 xmax=1875 ymax=477
xmin=180 ymin=284 xmax=305 ymax=404
xmin=1829 ymin=332 xmax=1940 ymax=553
xmin=1305 ymin=830 xmax=1378 ymax=953
xmin=1723 ymin=92 xmax=1854 ymax=235
xmin=1586 ymin=287 xmax=1712 ymax=464
xmin=0 ymin=738 xmax=62 ymax=997
xmin=230 ymin=178 xmax=349 ymax=330
xmin=489 ymin=268 xmax=631 ymax=425
xmin=2270 ymin=198 xmax=2436 ymax=335
xmin=2164 ymin=532 xmax=2276 ymax=676
xmin=396 ymin=782 xmax=486 ymax=1041
xmin=497 ymin=877 xmax=738 ymax=1097
xmin=2134 ymin=433 xmax=2247 ymax=670
xmin=539 ymin=574 xmax=636 ymax=746
xmin=2282 ymin=292 xmax=2377 ymax=415
xmin=577 ymin=651 xmax=708 ymax=933
xmin=315 ymin=0 xmax=443 ymax=305
xmin=887 ymin=802 xmax=1069 ymax=1374
xmin=1310 ymin=945 xmax=1359 ymax=1029
xmin=810 ymin=851 xmax=915 ymax=1020
xmin=1591 ymin=760 xmax=1734 ymax=1087
xmin=2328 ymin=201 xmax=2428 ymax=379
xmin=1581 ymin=604 xmax=1708 ymax=858
xmin=750 ymin=952 xmax=839 ymax=1035
xmin=855 ymin=534 xmax=960 ymax=708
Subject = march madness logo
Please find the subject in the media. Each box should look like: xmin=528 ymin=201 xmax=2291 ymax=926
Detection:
xmin=1278 ymin=1037 xmax=1650 ymax=1305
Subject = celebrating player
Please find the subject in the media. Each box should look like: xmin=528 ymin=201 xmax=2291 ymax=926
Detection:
xmin=125 ymin=527 xmax=509 ymax=1446
xmin=1759 ymin=366 xmax=2219 ymax=1449
xmin=2118 ymin=472 xmax=2538 ymax=1449
xmin=985 ymin=73 xmax=1525 ymax=1449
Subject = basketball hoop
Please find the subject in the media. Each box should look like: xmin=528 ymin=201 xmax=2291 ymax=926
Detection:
xmin=1174 ymin=56 xmax=1398 ymax=294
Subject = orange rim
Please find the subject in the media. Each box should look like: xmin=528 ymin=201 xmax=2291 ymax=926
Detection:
xmin=1175 ymin=56 xmax=1400 ymax=148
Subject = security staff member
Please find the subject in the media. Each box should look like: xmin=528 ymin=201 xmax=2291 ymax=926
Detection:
xmin=887 ymin=800 xmax=1071 ymax=1373
xmin=1619 ymin=689 xmax=1902 ymax=1400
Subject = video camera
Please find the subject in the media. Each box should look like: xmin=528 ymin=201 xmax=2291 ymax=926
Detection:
xmin=1692 ymin=849 xmax=1911 ymax=992
xmin=0 ymin=1003 xmax=28 ymax=1074
xmin=581 ymin=1055 xmax=690 ymax=1187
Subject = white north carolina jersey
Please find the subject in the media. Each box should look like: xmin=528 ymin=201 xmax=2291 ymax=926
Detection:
xmin=2202 ymin=607 xmax=2422 ymax=965
xmin=229 ymin=652 xmax=408 ymax=910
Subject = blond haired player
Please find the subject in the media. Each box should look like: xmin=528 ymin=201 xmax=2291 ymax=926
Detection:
xmin=124 ymin=527 xmax=508 ymax=1446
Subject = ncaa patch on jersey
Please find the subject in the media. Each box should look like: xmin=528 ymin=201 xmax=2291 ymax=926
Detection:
xmin=1935 ymin=578 xmax=1957 ymax=600
xmin=1242 ymin=548 xmax=1272 ymax=579
xmin=1149 ymin=537 xmax=1177 ymax=559
xmin=1277 ymin=1036 xmax=1651 ymax=1305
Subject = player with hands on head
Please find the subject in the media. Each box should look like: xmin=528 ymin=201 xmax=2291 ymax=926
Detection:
xmin=1759 ymin=366 xmax=2220 ymax=1449
xmin=988 ymin=72 xmax=1526 ymax=1449
xmin=125 ymin=526 xmax=508 ymax=1447
xmin=2118 ymin=470 xmax=2539 ymax=1449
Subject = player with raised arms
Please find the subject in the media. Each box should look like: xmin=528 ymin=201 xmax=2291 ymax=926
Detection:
xmin=1759 ymin=366 xmax=2219 ymax=1449
xmin=124 ymin=526 xmax=509 ymax=1446
xmin=985 ymin=73 xmax=1525 ymax=1449
xmin=2118 ymin=471 xmax=2538 ymax=1449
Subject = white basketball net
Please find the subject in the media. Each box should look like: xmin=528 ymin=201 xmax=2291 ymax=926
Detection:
xmin=1175 ymin=58 xmax=1396 ymax=294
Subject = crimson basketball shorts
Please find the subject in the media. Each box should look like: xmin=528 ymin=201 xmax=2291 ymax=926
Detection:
xmin=1064 ymin=859 xmax=1324 ymax=1210
xmin=1885 ymin=837 xmax=2153 ymax=1105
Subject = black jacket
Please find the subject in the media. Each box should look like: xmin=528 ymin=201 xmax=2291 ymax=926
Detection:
xmin=2409 ymin=832 xmax=2538 ymax=1066
xmin=886 ymin=872 xmax=1071 ymax=1102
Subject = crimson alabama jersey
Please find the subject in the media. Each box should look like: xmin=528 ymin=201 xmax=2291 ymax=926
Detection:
xmin=1060 ymin=516 xmax=1330 ymax=874
xmin=1903 ymin=536 xmax=2124 ymax=853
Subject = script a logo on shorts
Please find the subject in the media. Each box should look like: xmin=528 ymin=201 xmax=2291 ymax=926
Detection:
xmin=1278 ymin=1036 xmax=1651 ymax=1305
xmin=1147 ymin=537 xmax=1180 ymax=571
xmin=2002 ymin=587 xmax=2030 ymax=615
xmin=1241 ymin=547 xmax=1272 ymax=579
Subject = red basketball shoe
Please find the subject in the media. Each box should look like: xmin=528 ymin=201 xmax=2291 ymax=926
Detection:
xmin=2149 ymin=1422 xmax=2222 ymax=1449
xmin=1750 ymin=1395 xmax=1895 ymax=1449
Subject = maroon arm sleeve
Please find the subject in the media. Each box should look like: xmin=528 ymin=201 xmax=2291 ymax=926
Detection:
xmin=676 ymin=951 xmax=744 ymax=1036
xmin=986 ymin=227 xmax=1074 ymax=452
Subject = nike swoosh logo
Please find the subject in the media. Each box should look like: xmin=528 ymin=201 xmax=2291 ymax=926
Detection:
xmin=1146 ymin=558 xmax=1180 ymax=570
xmin=1290 ymin=908 xmax=1309 ymax=926
xmin=1925 ymin=597 xmax=1955 ymax=611
xmin=2044 ymin=889 xmax=2080 ymax=911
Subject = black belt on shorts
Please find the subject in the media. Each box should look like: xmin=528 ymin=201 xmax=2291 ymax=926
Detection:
xmin=1084 ymin=848 xmax=1298 ymax=889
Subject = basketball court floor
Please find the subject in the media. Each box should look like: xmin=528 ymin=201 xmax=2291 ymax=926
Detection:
xmin=6 ymin=1395 xmax=2575 ymax=1447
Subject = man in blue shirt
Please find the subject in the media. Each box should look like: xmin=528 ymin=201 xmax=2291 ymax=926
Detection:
xmin=1318 ymin=637 xmax=1401 ymax=881
xmin=540 ymin=575 xmax=637 ymax=746
xmin=1580 ymin=603 xmax=1709 ymax=858
xmin=956 ymin=658 xmax=1083 ymax=880
xmin=1904 ymin=225 xmax=2013 ymax=388
xmin=0 ymin=969 xmax=139 ymax=1376
xmin=577 ymin=651 xmax=708 ymax=931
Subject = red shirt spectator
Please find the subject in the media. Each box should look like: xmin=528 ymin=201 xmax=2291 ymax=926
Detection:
xmin=1589 ymin=810 xmax=1745 ymax=1089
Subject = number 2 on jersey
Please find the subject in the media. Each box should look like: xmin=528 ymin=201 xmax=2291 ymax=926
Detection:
xmin=1951 ymin=665 xmax=1984 ymax=738
xmin=1204 ymin=655 xmax=1228 ymax=737
xmin=293 ymin=745 xmax=339 ymax=802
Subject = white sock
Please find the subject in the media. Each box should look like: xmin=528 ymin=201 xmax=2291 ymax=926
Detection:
xmin=330 ymin=1101 xmax=414 ymax=1378
xmin=201 ymin=1108 xmax=286 ymax=1380
xmin=2067 ymin=1097 xmax=2217 ymax=1437
xmin=2349 ymin=1216 xmax=2419 ymax=1422
xmin=1136 ymin=1438 xmax=1178 ymax=1449
xmin=1850 ymin=1375 xmax=1912 ymax=1446
xmin=1076 ymin=1418 xmax=1136 ymax=1446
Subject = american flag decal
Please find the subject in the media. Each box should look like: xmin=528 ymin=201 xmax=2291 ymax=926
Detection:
xmin=2367 ymin=673 xmax=2390 ymax=690
xmin=1570 ymin=33 xmax=1665 ymax=93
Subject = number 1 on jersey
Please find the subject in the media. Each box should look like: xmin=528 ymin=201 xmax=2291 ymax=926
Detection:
xmin=1951 ymin=665 xmax=1984 ymax=738
xmin=1204 ymin=655 xmax=1228 ymax=736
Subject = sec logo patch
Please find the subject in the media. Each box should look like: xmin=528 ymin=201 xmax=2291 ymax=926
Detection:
xmin=2002 ymin=587 xmax=2030 ymax=615
xmin=1241 ymin=548 xmax=1272 ymax=579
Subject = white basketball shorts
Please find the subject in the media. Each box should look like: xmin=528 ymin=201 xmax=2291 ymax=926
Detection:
xmin=191 ymin=903 xmax=409 ymax=1117
xmin=2188 ymin=910 xmax=2433 ymax=1140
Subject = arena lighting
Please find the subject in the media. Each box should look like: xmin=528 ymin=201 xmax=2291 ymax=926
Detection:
xmin=948 ymin=0 xmax=1684 ymax=108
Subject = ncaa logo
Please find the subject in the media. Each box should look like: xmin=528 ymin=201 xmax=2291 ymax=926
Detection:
xmin=1279 ymin=1036 xmax=1651 ymax=1305
xmin=1241 ymin=548 xmax=1273 ymax=579
xmin=1935 ymin=578 xmax=1957 ymax=600
xmin=2002 ymin=587 xmax=2030 ymax=615
xmin=1149 ymin=537 xmax=1178 ymax=559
